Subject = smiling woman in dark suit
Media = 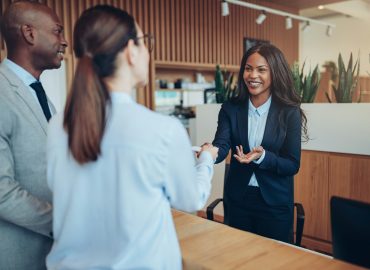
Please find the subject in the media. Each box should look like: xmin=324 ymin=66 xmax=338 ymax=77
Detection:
xmin=212 ymin=43 xmax=308 ymax=243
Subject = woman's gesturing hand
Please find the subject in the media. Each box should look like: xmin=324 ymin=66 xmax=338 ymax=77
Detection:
xmin=233 ymin=145 xmax=264 ymax=164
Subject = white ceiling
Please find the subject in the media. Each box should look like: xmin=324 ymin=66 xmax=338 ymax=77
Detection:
xmin=300 ymin=0 xmax=370 ymax=21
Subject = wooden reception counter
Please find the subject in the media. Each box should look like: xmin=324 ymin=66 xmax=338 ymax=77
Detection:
xmin=173 ymin=210 xmax=363 ymax=270
xmin=192 ymin=104 xmax=370 ymax=254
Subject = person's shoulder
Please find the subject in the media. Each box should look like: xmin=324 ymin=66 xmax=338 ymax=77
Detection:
xmin=131 ymin=103 xmax=184 ymax=131
xmin=0 ymin=62 xmax=14 ymax=82
xmin=0 ymin=67 xmax=11 ymax=90
xmin=0 ymin=63 xmax=23 ymax=96
xmin=283 ymin=104 xmax=300 ymax=114
xmin=272 ymin=98 xmax=299 ymax=112
xmin=133 ymin=103 xmax=165 ymax=120
xmin=0 ymin=73 xmax=13 ymax=115
xmin=276 ymin=102 xmax=301 ymax=121
xmin=220 ymin=99 xmax=244 ymax=115
xmin=222 ymin=99 xmax=239 ymax=109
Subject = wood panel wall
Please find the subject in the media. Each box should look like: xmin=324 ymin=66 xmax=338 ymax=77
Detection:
xmin=152 ymin=0 xmax=299 ymax=67
xmin=1 ymin=0 xmax=299 ymax=108
xmin=295 ymin=150 xmax=370 ymax=254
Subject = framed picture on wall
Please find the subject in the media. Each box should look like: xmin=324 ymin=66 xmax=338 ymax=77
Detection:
xmin=243 ymin=38 xmax=270 ymax=52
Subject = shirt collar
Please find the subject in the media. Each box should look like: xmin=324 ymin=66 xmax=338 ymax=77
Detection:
xmin=3 ymin=58 xmax=38 ymax=86
xmin=110 ymin=91 xmax=134 ymax=104
xmin=248 ymin=95 xmax=272 ymax=116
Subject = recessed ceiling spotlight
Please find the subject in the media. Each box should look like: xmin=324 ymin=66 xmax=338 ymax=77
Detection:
xmin=318 ymin=5 xmax=325 ymax=10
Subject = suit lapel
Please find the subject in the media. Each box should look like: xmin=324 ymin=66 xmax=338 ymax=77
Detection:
xmin=236 ymin=101 xmax=250 ymax=152
xmin=261 ymin=100 xmax=279 ymax=147
xmin=0 ymin=64 xmax=48 ymax=134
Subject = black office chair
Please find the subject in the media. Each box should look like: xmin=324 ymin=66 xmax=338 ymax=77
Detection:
xmin=206 ymin=164 xmax=305 ymax=247
xmin=331 ymin=196 xmax=370 ymax=268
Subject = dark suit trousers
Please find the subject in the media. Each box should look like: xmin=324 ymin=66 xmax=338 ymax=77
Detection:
xmin=224 ymin=186 xmax=293 ymax=243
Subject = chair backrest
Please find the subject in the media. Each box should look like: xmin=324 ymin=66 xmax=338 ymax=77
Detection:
xmin=331 ymin=196 xmax=370 ymax=268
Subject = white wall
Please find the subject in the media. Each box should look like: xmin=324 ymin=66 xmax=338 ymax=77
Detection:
xmin=300 ymin=16 xmax=370 ymax=76
xmin=40 ymin=60 xmax=67 ymax=113
xmin=302 ymin=103 xmax=370 ymax=155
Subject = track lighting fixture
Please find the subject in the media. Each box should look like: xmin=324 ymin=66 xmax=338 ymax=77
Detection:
xmin=326 ymin=25 xmax=333 ymax=36
xmin=285 ymin=17 xmax=293 ymax=30
xmin=301 ymin=21 xmax=310 ymax=32
xmin=221 ymin=0 xmax=230 ymax=16
xmin=221 ymin=0 xmax=335 ymax=36
xmin=256 ymin=11 xmax=267 ymax=25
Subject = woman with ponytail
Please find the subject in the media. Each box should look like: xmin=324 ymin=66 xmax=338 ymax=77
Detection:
xmin=46 ymin=5 xmax=218 ymax=269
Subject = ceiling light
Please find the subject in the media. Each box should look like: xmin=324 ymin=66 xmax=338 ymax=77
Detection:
xmin=221 ymin=0 xmax=335 ymax=36
xmin=285 ymin=17 xmax=293 ymax=30
xmin=221 ymin=0 xmax=230 ymax=16
xmin=301 ymin=21 xmax=310 ymax=32
xmin=256 ymin=11 xmax=267 ymax=25
xmin=326 ymin=25 xmax=333 ymax=36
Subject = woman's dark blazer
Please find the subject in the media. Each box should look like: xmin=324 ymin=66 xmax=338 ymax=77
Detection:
xmin=212 ymin=98 xmax=301 ymax=207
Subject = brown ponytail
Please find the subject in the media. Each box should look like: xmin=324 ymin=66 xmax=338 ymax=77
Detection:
xmin=63 ymin=55 xmax=110 ymax=164
xmin=63 ymin=5 xmax=137 ymax=164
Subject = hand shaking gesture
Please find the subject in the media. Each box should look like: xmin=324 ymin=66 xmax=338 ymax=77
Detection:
xmin=196 ymin=143 xmax=218 ymax=160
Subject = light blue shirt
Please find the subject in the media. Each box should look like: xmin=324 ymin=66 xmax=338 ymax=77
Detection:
xmin=3 ymin=58 xmax=52 ymax=111
xmin=247 ymin=96 xmax=271 ymax=186
xmin=46 ymin=92 xmax=214 ymax=270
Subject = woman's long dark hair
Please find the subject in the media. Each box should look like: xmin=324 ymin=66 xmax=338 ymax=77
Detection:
xmin=234 ymin=43 xmax=308 ymax=141
xmin=64 ymin=5 xmax=138 ymax=164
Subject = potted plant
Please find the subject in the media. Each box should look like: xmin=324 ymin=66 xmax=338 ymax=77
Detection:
xmin=326 ymin=53 xmax=360 ymax=103
xmin=291 ymin=61 xmax=321 ymax=103
xmin=214 ymin=65 xmax=237 ymax=103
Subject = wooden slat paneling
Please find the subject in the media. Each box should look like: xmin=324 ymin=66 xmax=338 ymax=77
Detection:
xmin=211 ymin=0 xmax=217 ymax=64
xmin=1 ymin=0 xmax=300 ymax=108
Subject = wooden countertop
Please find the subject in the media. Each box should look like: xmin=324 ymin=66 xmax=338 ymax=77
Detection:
xmin=173 ymin=210 xmax=364 ymax=270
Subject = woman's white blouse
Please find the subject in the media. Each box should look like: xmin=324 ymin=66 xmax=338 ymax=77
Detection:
xmin=46 ymin=92 xmax=214 ymax=270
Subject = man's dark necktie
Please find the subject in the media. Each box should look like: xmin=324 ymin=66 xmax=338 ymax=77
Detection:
xmin=30 ymin=81 xmax=52 ymax=121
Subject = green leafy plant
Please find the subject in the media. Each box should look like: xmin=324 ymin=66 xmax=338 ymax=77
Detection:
xmin=292 ymin=61 xmax=321 ymax=103
xmin=326 ymin=53 xmax=360 ymax=103
xmin=215 ymin=65 xmax=226 ymax=103
xmin=215 ymin=65 xmax=237 ymax=103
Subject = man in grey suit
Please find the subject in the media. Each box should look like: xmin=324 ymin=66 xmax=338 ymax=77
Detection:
xmin=0 ymin=1 xmax=67 ymax=269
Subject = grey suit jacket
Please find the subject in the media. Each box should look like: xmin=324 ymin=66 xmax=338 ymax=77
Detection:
xmin=0 ymin=63 xmax=55 ymax=270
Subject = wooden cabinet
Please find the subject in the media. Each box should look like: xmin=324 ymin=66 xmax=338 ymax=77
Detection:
xmin=295 ymin=151 xmax=330 ymax=241
xmin=295 ymin=150 xmax=370 ymax=254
